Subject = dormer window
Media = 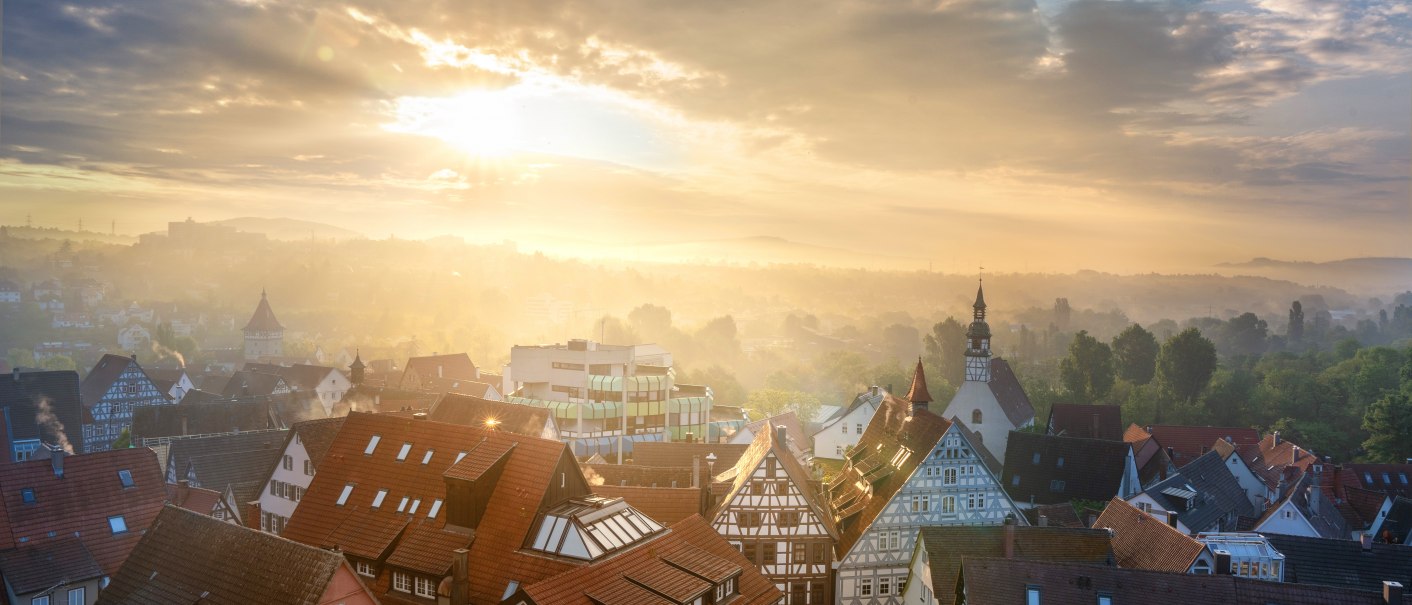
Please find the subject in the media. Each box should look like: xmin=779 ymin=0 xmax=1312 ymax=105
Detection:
xmin=364 ymin=435 xmax=381 ymax=455
xmin=396 ymin=442 xmax=412 ymax=462
xmin=714 ymin=576 xmax=737 ymax=601
xmin=118 ymin=469 xmax=134 ymax=488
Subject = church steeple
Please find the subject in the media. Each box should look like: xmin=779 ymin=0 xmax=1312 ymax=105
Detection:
xmin=964 ymin=280 xmax=992 ymax=383
xmin=906 ymin=357 xmax=932 ymax=416
xmin=349 ymin=350 xmax=366 ymax=386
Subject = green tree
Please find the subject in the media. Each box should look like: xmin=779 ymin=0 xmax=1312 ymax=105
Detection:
xmin=679 ymin=365 xmax=746 ymax=407
xmin=1361 ymin=390 xmax=1412 ymax=463
xmin=922 ymin=317 xmax=966 ymax=387
xmin=746 ymin=389 xmax=821 ymax=424
xmin=39 ymin=355 xmax=77 ymax=371
xmin=1288 ymin=301 xmax=1304 ymax=342
xmin=1157 ymin=328 xmax=1218 ymax=420
xmin=1112 ymin=324 xmax=1159 ymax=385
xmin=1222 ymin=312 xmax=1269 ymax=357
xmin=1059 ymin=330 xmax=1115 ymax=403
xmin=6 ymin=348 xmax=36 ymax=369
xmin=111 ymin=427 xmax=132 ymax=450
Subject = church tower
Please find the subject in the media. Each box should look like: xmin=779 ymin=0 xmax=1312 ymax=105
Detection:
xmin=349 ymin=350 xmax=366 ymax=386
xmin=243 ymin=289 xmax=284 ymax=360
xmin=964 ymin=281 xmax=991 ymax=383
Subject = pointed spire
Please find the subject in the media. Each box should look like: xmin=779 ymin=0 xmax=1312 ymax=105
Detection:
xmin=974 ymin=280 xmax=986 ymax=310
xmin=906 ymin=357 xmax=932 ymax=415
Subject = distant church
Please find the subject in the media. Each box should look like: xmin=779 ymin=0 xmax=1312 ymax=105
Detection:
xmin=243 ymin=290 xmax=284 ymax=360
xmin=939 ymin=281 xmax=1037 ymax=462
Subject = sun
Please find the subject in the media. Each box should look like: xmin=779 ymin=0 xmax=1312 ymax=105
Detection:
xmin=384 ymin=89 xmax=524 ymax=157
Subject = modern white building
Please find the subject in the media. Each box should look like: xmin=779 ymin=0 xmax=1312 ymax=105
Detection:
xmin=505 ymin=339 xmax=711 ymax=457
xmin=812 ymin=386 xmax=885 ymax=461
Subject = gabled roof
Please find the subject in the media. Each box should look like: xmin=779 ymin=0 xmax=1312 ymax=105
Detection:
xmin=1345 ymin=463 xmax=1412 ymax=498
xmin=426 ymin=392 xmax=552 ymax=436
xmin=1002 ymin=431 xmax=1133 ymax=506
xmin=1146 ymin=425 xmax=1261 ymax=468
xmin=81 ymin=354 xmax=162 ymax=406
xmin=1021 ymin=502 xmax=1089 ymax=528
xmin=98 ymin=506 xmax=356 ymax=605
xmin=165 ymin=430 xmax=287 ymax=499
xmin=1262 ymin=532 xmax=1412 ymax=592
xmin=987 ymin=358 xmax=1035 ymax=427
xmin=0 ymin=535 xmax=104 ymax=595
xmin=242 ymin=363 xmax=342 ymax=393
xmin=0 ymin=448 xmax=166 ymax=575
xmin=166 ymin=482 xmax=224 ymax=516
xmin=400 ymin=353 xmax=478 ymax=386
xmin=130 ymin=400 xmax=276 ymax=442
xmin=631 ymin=441 xmax=750 ymax=470
xmin=1094 ymin=497 xmax=1207 ymax=573
xmin=949 ymin=418 xmax=1002 ymax=476
xmin=1378 ymin=497 xmax=1412 ymax=544
xmin=0 ymin=369 xmax=83 ymax=451
xmin=1140 ymin=450 xmax=1256 ymax=533
xmin=824 ymin=394 xmax=951 ymax=557
xmin=1125 ymin=423 xmax=1176 ymax=485
xmin=220 ymin=370 xmax=287 ymax=398
xmin=383 ymin=520 xmax=472 ymax=576
xmin=816 ymin=387 xmax=886 ymax=433
xmin=518 ymin=515 xmax=782 ymax=605
xmin=290 ymin=417 xmax=345 ymax=468
xmin=739 ymin=410 xmax=808 ymax=453
xmin=241 ymin=291 xmax=283 ymax=332
xmin=916 ymin=525 xmax=1113 ymax=605
xmin=1046 ymin=403 xmax=1123 ymax=441
xmin=592 ymin=485 xmax=702 ymax=525
xmin=1233 ymin=433 xmax=1317 ymax=492
xmin=714 ymin=420 xmax=837 ymax=540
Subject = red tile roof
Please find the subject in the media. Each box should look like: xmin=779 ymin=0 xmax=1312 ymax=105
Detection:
xmin=1093 ymin=497 xmax=1206 ymax=573
xmin=166 ymin=482 xmax=223 ymax=516
xmin=0 ymin=448 xmax=166 ymax=575
xmin=242 ymin=291 xmax=283 ymax=332
xmin=427 ymin=393 xmax=552 ymax=437
xmin=1146 ymin=425 xmax=1260 ymax=468
xmin=383 ymin=521 xmax=472 ymax=576
xmin=519 ymin=515 xmax=782 ymax=605
xmin=592 ymin=484 xmax=702 ymax=524
xmin=0 ymin=535 xmax=104 ymax=594
xmin=401 ymin=353 xmax=477 ymax=387
xmin=905 ymin=358 xmax=932 ymax=404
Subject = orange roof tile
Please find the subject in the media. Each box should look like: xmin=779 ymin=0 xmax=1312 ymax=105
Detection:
xmin=1093 ymin=497 xmax=1206 ymax=573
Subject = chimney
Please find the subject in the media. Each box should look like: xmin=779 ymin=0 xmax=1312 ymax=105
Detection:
xmin=180 ymin=415 xmax=189 ymax=436
xmin=1003 ymin=514 xmax=1016 ymax=559
xmin=1166 ymin=510 xmax=1179 ymax=528
xmin=438 ymin=364 xmax=443 ymax=378
xmin=870 ymin=385 xmax=880 ymax=396
xmin=451 ymin=548 xmax=470 ymax=605
xmin=175 ymin=480 xmax=190 ymax=505
xmin=692 ymin=455 xmax=701 ymax=489
xmin=1214 ymin=550 xmax=1232 ymax=575
xmin=685 ymin=432 xmax=695 ymax=444
xmin=1273 ymin=431 xmax=1280 ymax=446
xmin=774 ymin=425 xmax=788 ymax=449
xmin=1362 ymin=533 xmax=1374 ymax=552
xmin=11 ymin=367 xmax=18 ymax=382
xmin=49 ymin=445 xmax=65 ymax=478
xmin=1385 ymin=581 xmax=1404 ymax=605
xmin=1038 ymin=515 xmax=1049 ymax=527
xmin=1092 ymin=414 xmax=1101 ymax=439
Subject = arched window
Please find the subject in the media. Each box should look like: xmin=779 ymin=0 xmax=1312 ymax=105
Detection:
xmin=972 ymin=409 xmax=983 ymax=425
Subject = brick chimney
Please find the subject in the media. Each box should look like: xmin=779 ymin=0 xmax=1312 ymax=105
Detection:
xmin=1385 ymin=581 xmax=1404 ymax=605
xmin=1003 ymin=514 xmax=1016 ymax=559
xmin=1214 ymin=550 xmax=1232 ymax=575
xmin=450 ymin=548 xmax=470 ymax=605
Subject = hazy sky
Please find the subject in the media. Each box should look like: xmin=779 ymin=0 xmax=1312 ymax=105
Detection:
xmin=1 ymin=0 xmax=1408 ymax=272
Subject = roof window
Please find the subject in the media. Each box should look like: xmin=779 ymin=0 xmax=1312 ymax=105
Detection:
xmin=428 ymin=499 xmax=443 ymax=519
xmin=372 ymin=489 xmax=388 ymax=509
xmin=422 ymin=449 xmax=435 ymax=465
xmin=397 ymin=442 xmax=413 ymax=462
xmin=118 ymin=469 xmax=134 ymax=488
xmin=364 ymin=435 xmax=381 ymax=455
xmin=108 ymin=515 xmax=128 ymax=534
xmin=20 ymin=488 xmax=35 ymax=504
xmin=337 ymin=483 xmax=355 ymax=506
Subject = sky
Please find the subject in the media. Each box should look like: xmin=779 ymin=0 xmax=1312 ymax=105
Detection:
xmin=0 ymin=0 xmax=1408 ymax=273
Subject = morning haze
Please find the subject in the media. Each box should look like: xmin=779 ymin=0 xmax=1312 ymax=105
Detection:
xmin=1 ymin=1 xmax=1410 ymax=604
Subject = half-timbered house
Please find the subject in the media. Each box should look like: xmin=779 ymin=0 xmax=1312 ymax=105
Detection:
xmin=80 ymin=354 xmax=171 ymax=452
xmin=711 ymin=424 xmax=838 ymax=605
xmin=827 ymin=365 xmax=1026 ymax=605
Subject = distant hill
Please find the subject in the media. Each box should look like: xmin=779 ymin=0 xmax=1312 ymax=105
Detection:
xmin=0 ymin=225 xmax=136 ymax=245
xmin=1214 ymin=257 xmax=1412 ymax=298
xmin=211 ymin=217 xmax=363 ymax=241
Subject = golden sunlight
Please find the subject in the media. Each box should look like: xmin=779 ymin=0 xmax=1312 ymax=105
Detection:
xmin=384 ymin=89 xmax=523 ymax=157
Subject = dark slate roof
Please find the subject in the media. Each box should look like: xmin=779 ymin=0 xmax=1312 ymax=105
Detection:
xmin=80 ymin=354 xmax=160 ymax=406
xmin=0 ymin=369 xmax=83 ymax=452
xmin=0 ymin=535 xmax=104 ymax=595
xmin=220 ymin=370 xmax=287 ymax=398
xmin=1094 ymin=497 xmax=1207 ymax=573
xmin=130 ymin=401 xmax=276 ymax=442
xmin=631 ymin=442 xmax=750 ymax=470
xmin=1046 ymin=403 xmax=1123 ymax=441
xmin=917 ymin=525 xmax=1113 ymax=605
xmin=518 ymin=515 xmax=782 ymax=605
xmin=241 ymin=363 xmax=340 ymax=393
xmin=165 ymin=430 xmax=287 ymax=498
xmin=426 ymin=392 xmax=552 ymax=436
xmin=0 ymin=448 xmax=167 ymax=575
xmin=1141 ymin=449 xmax=1255 ymax=533
xmin=1146 ymin=425 xmax=1261 ymax=468
xmin=291 ymin=417 xmax=345 ymax=468
xmin=97 ymin=506 xmax=353 ymax=605
xmin=1262 ymin=532 xmax=1412 ymax=592
xmin=1347 ymin=464 xmax=1412 ymax=498
xmin=958 ymin=558 xmax=1411 ymax=605
xmin=824 ymin=395 xmax=951 ymax=557
xmin=241 ymin=291 xmax=283 ymax=332
xmin=1380 ymin=497 xmax=1412 ymax=544
xmin=987 ymin=358 xmax=1035 ymax=427
xmin=1001 ymin=431 xmax=1133 ymax=506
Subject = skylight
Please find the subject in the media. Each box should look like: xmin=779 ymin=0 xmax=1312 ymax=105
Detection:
xmin=372 ymin=489 xmax=388 ymax=509
xmin=422 ymin=449 xmax=435 ymax=465
xmin=455 ymin=451 xmax=468 ymax=464
xmin=397 ymin=442 xmax=412 ymax=462
xmin=365 ymin=435 xmax=381 ymax=455
xmin=118 ymin=469 xmax=134 ymax=488
xmin=20 ymin=488 xmax=35 ymax=504
xmin=428 ymin=499 xmax=443 ymax=519
xmin=108 ymin=515 xmax=128 ymax=534
xmin=337 ymin=483 xmax=355 ymax=506
xmin=527 ymin=496 xmax=663 ymax=561
xmin=408 ymin=498 xmax=422 ymax=515
xmin=397 ymin=497 xmax=409 ymax=513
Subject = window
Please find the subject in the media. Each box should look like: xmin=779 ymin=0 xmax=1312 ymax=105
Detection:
xmin=1383 ymin=473 xmax=1392 ymax=484
xmin=715 ymin=577 xmax=737 ymax=600
xmin=972 ymin=409 xmax=982 ymax=424
xmin=793 ymin=543 xmax=807 ymax=563
xmin=428 ymin=499 xmax=444 ymax=518
xmin=856 ymin=423 xmax=863 ymax=435
xmin=396 ymin=442 xmax=413 ymax=461
xmin=337 ymin=483 xmax=355 ymax=506
xmin=1137 ymin=501 xmax=1153 ymax=513
xmin=455 ymin=451 xmax=468 ymax=464
xmin=1011 ymin=475 xmax=1021 ymax=486
xmin=941 ymin=496 xmax=955 ymax=513
xmin=878 ymin=577 xmax=891 ymax=596
xmin=31 ymin=596 xmax=48 ymax=605
xmin=552 ymin=362 xmax=585 ymax=370
xmin=408 ymin=498 xmax=422 ymax=515
xmin=282 ymin=455 xmax=293 ymax=471
xmin=364 ymin=435 xmax=381 ymax=455
xmin=20 ymin=488 xmax=35 ymax=504
xmin=1365 ymin=472 xmax=1374 ymax=484
xmin=67 ymin=587 xmax=83 ymax=605
xmin=911 ymin=494 xmax=930 ymax=513
xmin=885 ymin=530 xmax=900 ymax=550
xmin=1026 ymin=586 xmax=1041 ymax=605
xmin=393 ymin=572 xmax=411 ymax=593
xmin=762 ymin=542 xmax=777 ymax=563
xmin=1098 ymin=594 xmax=1112 ymax=605
xmin=976 ymin=492 xmax=986 ymax=510
xmin=738 ymin=512 xmax=760 ymax=527
xmin=841 ymin=423 xmax=847 ymax=434
xmin=118 ymin=469 xmax=134 ymax=488
xmin=1402 ymin=473 xmax=1409 ymax=485
xmin=397 ymin=496 xmax=410 ymax=513
xmin=778 ymin=511 xmax=798 ymax=527
xmin=1056 ymin=457 xmax=1065 ymax=468
xmin=108 ymin=515 xmax=128 ymax=534
xmin=944 ymin=468 xmax=957 ymax=485
xmin=372 ymin=489 xmax=388 ymax=508
xmin=415 ymin=576 xmax=436 ymax=598
xmin=1050 ymin=480 xmax=1066 ymax=492
xmin=859 ymin=579 xmax=873 ymax=597
xmin=1032 ymin=453 xmax=1041 ymax=465
xmin=270 ymin=480 xmax=280 ymax=496
xmin=356 ymin=561 xmax=374 ymax=577
xmin=303 ymin=460 xmax=313 ymax=475
xmin=422 ymin=449 xmax=435 ymax=464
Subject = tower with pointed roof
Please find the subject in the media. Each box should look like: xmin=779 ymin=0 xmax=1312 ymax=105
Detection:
xmin=906 ymin=357 xmax=932 ymax=415
xmin=964 ymin=281 xmax=992 ymax=383
xmin=242 ymin=290 xmax=284 ymax=361
xmin=348 ymin=351 xmax=365 ymax=386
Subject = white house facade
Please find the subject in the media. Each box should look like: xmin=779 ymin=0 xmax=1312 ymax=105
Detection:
xmin=813 ymin=388 xmax=885 ymax=461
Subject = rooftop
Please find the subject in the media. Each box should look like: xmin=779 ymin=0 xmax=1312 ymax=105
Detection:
xmin=1093 ymin=497 xmax=1207 ymax=573
xmin=1001 ymin=431 xmax=1134 ymax=506
xmin=917 ymin=524 xmax=1113 ymax=605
